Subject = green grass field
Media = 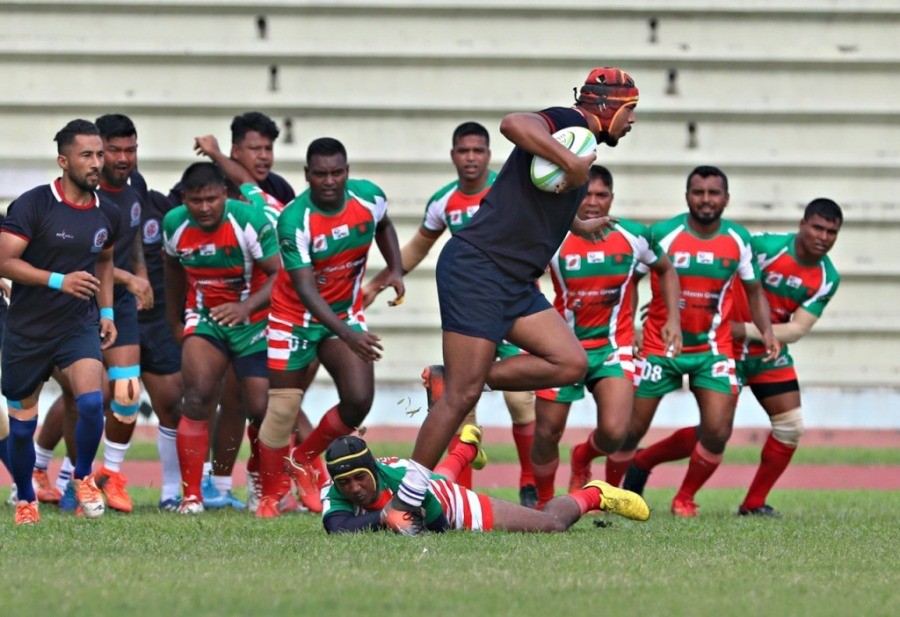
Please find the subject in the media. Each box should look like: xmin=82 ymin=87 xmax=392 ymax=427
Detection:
xmin=2 ymin=487 xmax=898 ymax=616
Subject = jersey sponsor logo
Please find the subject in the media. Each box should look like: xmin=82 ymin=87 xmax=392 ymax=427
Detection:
xmin=565 ymin=255 xmax=582 ymax=270
xmin=313 ymin=234 xmax=327 ymax=252
xmin=331 ymin=224 xmax=350 ymax=240
xmin=673 ymin=252 xmax=691 ymax=268
xmin=466 ymin=205 xmax=480 ymax=218
xmin=786 ymin=275 xmax=802 ymax=289
xmin=199 ymin=243 xmax=216 ymax=256
xmin=587 ymin=251 xmax=605 ymax=264
xmin=774 ymin=355 xmax=790 ymax=367
xmin=449 ymin=210 xmax=463 ymax=226
xmin=142 ymin=219 xmax=161 ymax=244
xmin=92 ymin=227 xmax=109 ymax=252
xmin=697 ymin=251 xmax=714 ymax=264
xmin=766 ymin=272 xmax=784 ymax=287
xmin=130 ymin=201 xmax=141 ymax=227
xmin=55 ymin=229 xmax=75 ymax=240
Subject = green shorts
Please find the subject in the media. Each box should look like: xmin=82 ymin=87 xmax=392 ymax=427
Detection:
xmin=184 ymin=310 xmax=267 ymax=357
xmin=536 ymin=344 xmax=636 ymax=403
xmin=735 ymin=349 xmax=797 ymax=390
xmin=496 ymin=340 xmax=524 ymax=360
xmin=635 ymin=352 xmax=737 ymax=398
xmin=268 ymin=315 xmax=367 ymax=371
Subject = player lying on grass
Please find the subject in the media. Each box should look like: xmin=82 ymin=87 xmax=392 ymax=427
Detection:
xmin=321 ymin=427 xmax=649 ymax=534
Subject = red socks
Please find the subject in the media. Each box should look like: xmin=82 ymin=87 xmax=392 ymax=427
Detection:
xmin=568 ymin=483 xmax=602 ymax=515
xmin=635 ymin=426 xmax=699 ymax=471
xmin=532 ymin=458 xmax=559 ymax=507
xmin=435 ymin=436 xmax=475 ymax=485
xmin=259 ymin=442 xmax=290 ymax=499
xmin=741 ymin=433 xmax=796 ymax=511
xmin=177 ymin=416 xmax=209 ymax=499
xmin=292 ymin=406 xmax=353 ymax=464
xmin=605 ymin=449 xmax=635 ymax=487
xmin=676 ymin=442 xmax=723 ymax=502
xmin=512 ymin=421 xmax=536 ymax=487
xmin=572 ymin=430 xmax=606 ymax=469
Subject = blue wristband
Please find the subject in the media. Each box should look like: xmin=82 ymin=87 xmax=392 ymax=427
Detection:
xmin=48 ymin=272 xmax=64 ymax=290
xmin=100 ymin=307 xmax=114 ymax=321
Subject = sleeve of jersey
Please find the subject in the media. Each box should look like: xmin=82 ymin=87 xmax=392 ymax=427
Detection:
xmin=277 ymin=206 xmax=312 ymax=271
xmin=245 ymin=207 xmax=279 ymax=261
xmin=349 ymin=179 xmax=388 ymax=224
xmin=634 ymin=222 xmax=662 ymax=266
xmin=322 ymin=509 xmax=383 ymax=534
xmin=0 ymin=196 xmax=36 ymax=242
xmin=161 ymin=209 xmax=182 ymax=257
xmin=734 ymin=226 xmax=760 ymax=282
xmin=104 ymin=200 xmax=123 ymax=249
xmin=537 ymin=106 xmax=590 ymax=133
xmin=422 ymin=194 xmax=448 ymax=233
xmin=803 ymin=265 xmax=841 ymax=317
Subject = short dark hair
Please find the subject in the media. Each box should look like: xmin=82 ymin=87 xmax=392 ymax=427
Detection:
xmin=54 ymin=119 xmax=100 ymax=154
xmin=95 ymin=114 xmax=137 ymax=140
xmin=589 ymin=165 xmax=613 ymax=190
xmin=804 ymin=198 xmax=843 ymax=225
xmin=452 ymin=122 xmax=490 ymax=147
xmin=686 ymin=165 xmax=729 ymax=193
xmin=231 ymin=111 xmax=280 ymax=144
xmin=180 ymin=162 xmax=227 ymax=192
xmin=306 ymin=137 xmax=347 ymax=164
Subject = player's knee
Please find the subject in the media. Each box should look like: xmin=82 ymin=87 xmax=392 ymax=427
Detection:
xmin=771 ymin=408 xmax=804 ymax=447
xmin=6 ymin=399 xmax=39 ymax=423
xmin=109 ymin=365 xmax=142 ymax=424
xmin=559 ymin=350 xmax=588 ymax=384
xmin=75 ymin=390 xmax=104 ymax=423
xmin=534 ymin=419 xmax=565 ymax=445
xmin=259 ymin=388 xmax=304 ymax=448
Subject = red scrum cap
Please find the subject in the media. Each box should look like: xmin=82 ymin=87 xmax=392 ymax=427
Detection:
xmin=577 ymin=67 xmax=639 ymax=132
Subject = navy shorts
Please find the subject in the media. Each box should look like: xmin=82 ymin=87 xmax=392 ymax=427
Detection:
xmin=110 ymin=291 xmax=140 ymax=347
xmin=1 ymin=321 xmax=103 ymax=401
xmin=192 ymin=334 xmax=268 ymax=379
xmin=436 ymin=237 xmax=551 ymax=344
xmin=139 ymin=312 xmax=181 ymax=376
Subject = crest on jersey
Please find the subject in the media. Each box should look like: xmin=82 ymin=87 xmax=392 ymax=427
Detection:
xmin=130 ymin=201 xmax=141 ymax=226
xmin=711 ymin=360 xmax=731 ymax=378
xmin=673 ymin=252 xmax=691 ymax=268
xmin=313 ymin=234 xmax=327 ymax=252
xmin=92 ymin=227 xmax=109 ymax=252
xmin=565 ymin=255 xmax=582 ymax=270
xmin=466 ymin=205 xmax=480 ymax=218
xmin=331 ymin=224 xmax=350 ymax=240
xmin=142 ymin=219 xmax=161 ymax=243
xmin=587 ymin=251 xmax=605 ymax=264
xmin=786 ymin=275 xmax=802 ymax=289
xmin=449 ymin=210 xmax=463 ymax=226
xmin=774 ymin=355 xmax=790 ymax=367
xmin=766 ymin=272 xmax=784 ymax=287
xmin=697 ymin=251 xmax=714 ymax=264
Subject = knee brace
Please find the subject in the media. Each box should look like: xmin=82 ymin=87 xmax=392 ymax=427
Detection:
xmin=771 ymin=408 xmax=804 ymax=448
xmin=259 ymin=388 xmax=304 ymax=448
xmin=109 ymin=365 xmax=142 ymax=424
xmin=503 ymin=390 xmax=536 ymax=424
xmin=6 ymin=399 xmax=38 ymax=422
xmin=0 ymin=405 xmax=8 ymax=439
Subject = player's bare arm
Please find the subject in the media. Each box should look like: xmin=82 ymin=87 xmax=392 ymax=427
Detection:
xmin=96 ymin=245 xmax=118 ymax=349
xmin=372 ymin=214 xmax=405 ymax=306
xmin=500 ymin=112 xmax=594 ymax=192
xmin=209 ymin=253 xmax=280 ymax=326
xmin=194 ymin=134 xmax=255 ymax=187
xmin=163 ymin=253 xmax=187 ymax=346
xmin=289 ymin=267 xmax=383 ymax=363
xmin=0 ymin=232 xmax=100 ymax=301
xmin=742 ymin=279 xmax=781 ymax=361
xmin=741 ymin=306 xmax=818 ymax=345
xmin=364 ymin=226 xmax=437 ymax=308
xmin=651 ymin=255 xmax=683 ymax=357
xmin=571 ymin=215 xmax=616 ymax=242
xmin=128 ymin=232 xmax=153 ymax=310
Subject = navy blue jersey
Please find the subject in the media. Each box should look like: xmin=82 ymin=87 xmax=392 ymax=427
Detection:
xmin=2 ymin=179 xmax=122 ymax=340
xmin=139 ymin=188 xmax=175 ymax=322
xmin=99 ymin=182 xmax=143 ymax=301
xmin=454 ymin=107 xmax=591 ymax=280
xmin=129 ymin=169 xmax=149 ymax=203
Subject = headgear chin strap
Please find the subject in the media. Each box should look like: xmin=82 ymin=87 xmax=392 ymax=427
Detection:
xmin=576 ymin=67 xmax=639 ymax=133
xmin=325 ymin=435 xmax=379 ymax=484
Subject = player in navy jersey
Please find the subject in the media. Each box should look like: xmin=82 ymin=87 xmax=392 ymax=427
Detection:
xmin=383 ymin=67 xmax=639 ymax=534
xmin=0 ymin=119 xmax=120 ymax=524
xmin=0 ymin=215 xmax=12 ymax=505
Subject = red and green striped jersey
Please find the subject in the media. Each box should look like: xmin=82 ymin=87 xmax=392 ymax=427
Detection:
xmin=643 ymin=213 xmax=758 ymax=356
xmin=732 ymin=232 xmax=840 ymax=358
xmin=272 ymin=179 xmax=387 ymax=325
xmin=549 ymin=218 xmax=663 ymax=349
xmin=421 ymin=171 xmax=497 ymax=235
xmin=239 ymin=182 xmax=285 ymax=228
xmin=163 ymin=199 xmax=279 ymax=323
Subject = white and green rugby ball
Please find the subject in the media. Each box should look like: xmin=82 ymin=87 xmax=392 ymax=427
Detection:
xmin=530 ymin=126 xmax=597 ymax=193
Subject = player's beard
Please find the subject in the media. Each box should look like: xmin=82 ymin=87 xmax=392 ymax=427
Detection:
xmin=72 ymin=170 xmax=100 ymax=193
xmin=689 ymin=208 xmax=723 ymax=226
xmin=601 ymin=132 xmax=619 ymax=148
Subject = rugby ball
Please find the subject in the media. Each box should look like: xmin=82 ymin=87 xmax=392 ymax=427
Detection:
xmin=530 ymin=126 xmax=597 ymax=193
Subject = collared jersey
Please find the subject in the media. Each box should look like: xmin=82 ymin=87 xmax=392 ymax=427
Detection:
xmin=422 ymin=170 xmax=497 ymax=235
xmin=454 ymin=106 xmax=593 ymax=280
xmin=162 ymin=199 xmax=279 ymax=324
xmin=550 ymin=218 xmax=663 ymax=349
xmin=732 ymin=232 xmax=840 ymax=359
xmin=272 ymin=178 xmax=387 ymax=325
xmin=1 ymin=179 xmax=121 ymax=339
xmin=642 ymin=213 xmax=758 ymax=356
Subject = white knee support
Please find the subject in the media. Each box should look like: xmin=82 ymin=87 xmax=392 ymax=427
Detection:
xmin=503 ymin=390 xmax=536 ymax=424
xmin=771 ymin=408 xmax=804 ymax=448
xmin=109 ymin=365 xmax=142 ymax=424
xmin=259 ymin=388 xmax=304 ymax=448
xmin=0 ymin=405 xmax=8 ymax=439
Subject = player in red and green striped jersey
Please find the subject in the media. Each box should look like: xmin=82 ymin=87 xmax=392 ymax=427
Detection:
xmin=619 ymin=166 xmax=780 ymax=517
xmin=254 ymin=137 xmax=405 ymax=518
